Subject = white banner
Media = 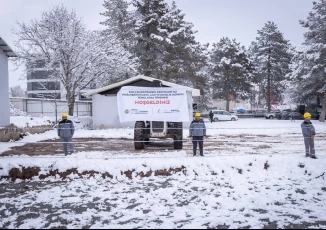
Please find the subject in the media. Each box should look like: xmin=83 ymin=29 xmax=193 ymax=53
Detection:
xmin=117 ymin=86 xmax=190 ymax=122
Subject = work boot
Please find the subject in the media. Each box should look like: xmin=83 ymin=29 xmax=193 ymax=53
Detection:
xmin=310 ymin=155 xmax=317 ymax=159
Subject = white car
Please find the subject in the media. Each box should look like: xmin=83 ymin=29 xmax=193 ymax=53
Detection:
xmin=212 ymin=110 xmax=238 ymax=121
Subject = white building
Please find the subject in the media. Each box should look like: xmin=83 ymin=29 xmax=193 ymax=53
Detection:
xmin=26 ymin=59 xmax=95 ymax=101
xmin=0 ymin=37 xmax=17 ymax=127
xmin=84 ymin=75 xmax=200 ymax=129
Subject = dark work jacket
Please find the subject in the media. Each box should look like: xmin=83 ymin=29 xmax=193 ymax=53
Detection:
xmin=301 ymin=120 xmax=316 ymax=137
xmin=189 ymin=119 xmax=206 ymax=137
xmin=57 ymin=119 xmax=75 ymax=138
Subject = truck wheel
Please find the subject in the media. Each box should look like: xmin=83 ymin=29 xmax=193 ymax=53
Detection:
xmin=173 ymin=122 xmax=183 ymax=149
xmin=134 ymin=121 xmax=145 ymax=149
xmin=144 ymin=138 xmax=150 ymax=145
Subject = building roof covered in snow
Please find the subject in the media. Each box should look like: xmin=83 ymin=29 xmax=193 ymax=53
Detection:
xmin=0 ymin=37 xmax=17 ymax=57
xmin=84 ymin=75 xmax=201 ymax=97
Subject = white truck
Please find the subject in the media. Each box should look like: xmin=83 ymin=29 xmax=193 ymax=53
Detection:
xmin=117 ymin=80 xmax=194 ymax=150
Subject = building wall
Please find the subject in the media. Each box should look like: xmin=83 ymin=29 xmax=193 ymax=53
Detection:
xmin=26 ymin=59 xmax=95 ymax=101
xmin=26 ymin=60 xmax=63 ymax=99
xmin=92 ymin=94 xmax=134 ymax=129
xmin=0 ymin=49 xmax=10 ymax=127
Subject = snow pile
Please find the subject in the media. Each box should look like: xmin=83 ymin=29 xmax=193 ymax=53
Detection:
xmin=9 ymin=103 xmax=26 ymax=116
xmin=10 ymin=116 xmax=92 ymax=129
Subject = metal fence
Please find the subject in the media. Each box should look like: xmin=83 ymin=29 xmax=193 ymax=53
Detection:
xmin=10 ymin=97 xmax=92 ymax=117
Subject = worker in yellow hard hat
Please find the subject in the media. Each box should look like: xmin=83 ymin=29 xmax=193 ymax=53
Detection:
xmin=189 ymin=112 xmax=206 ymax=156
xmin=301 ymin=112 xmax=317 ymax=159
xmin=57 ymin=113 xmax=75 ymax=156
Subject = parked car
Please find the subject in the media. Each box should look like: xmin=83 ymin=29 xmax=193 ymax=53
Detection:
xmin=253 ymin=110 xmax=266 ymax=117
xmin=212 ymin=110 xmax=238 ymax=121
xmin=277 ymin=110 xmax=292 ymax=120
xmin=288 ymin=112 xmax=304 ymax=120
xmin=236 ymin=108 xmax=247 ymax=114
xmin=265 ymin=110 xmax=281 ymax=119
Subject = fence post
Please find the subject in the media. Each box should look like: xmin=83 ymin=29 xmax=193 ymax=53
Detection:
xmin=41 ymin=100 xmax=43 ymax=116
xmin=25 ymin=98 xmax=28 ymax=114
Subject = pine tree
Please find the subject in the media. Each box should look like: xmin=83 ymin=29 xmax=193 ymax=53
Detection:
xmin=209 ymin=37 xmax=253 ymax=112
xmin=291 ymin=0 xmax=326 ymax=122
xmin=158 ymin=1 xmax=210 ymax=109
xmin=288 ymin=51 xmax=320 ymax=106
xmin=100 ymin=0 xmax=135 ymax=50
xmin=100 ymin=0 xmax=209 ymax=105
xmin=132 ymin=0 xmax=169 ymax=77
xmin=250 ymin=21 xmax=293 ymax=112
xmin=158 ymin=2 xmax=205 ymax=83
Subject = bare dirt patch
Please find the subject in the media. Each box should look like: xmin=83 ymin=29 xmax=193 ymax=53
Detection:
xmin=0 ymin=137 xmax=249 ymax=156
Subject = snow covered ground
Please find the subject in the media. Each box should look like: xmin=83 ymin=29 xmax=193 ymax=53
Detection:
xmin=0 ymin=116 xmax=326 ymax=228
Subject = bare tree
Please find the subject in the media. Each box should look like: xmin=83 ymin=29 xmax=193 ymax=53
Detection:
xmin=13 ymin=5 xmax=134 ymax=115
xmin=10 ymin=85 xmax=26 ymax=97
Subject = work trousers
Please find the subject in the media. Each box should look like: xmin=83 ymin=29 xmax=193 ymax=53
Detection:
xmin=61 ymin=137 xmax=74 ymax=155
xmin=304 ymin=136 xmax=315 ymax=157
xmin=192 ymin=136 xmax=204 ymax=156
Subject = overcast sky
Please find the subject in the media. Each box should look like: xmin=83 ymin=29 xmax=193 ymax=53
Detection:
xmin=0 ymin=0 xmax=313 ymax=89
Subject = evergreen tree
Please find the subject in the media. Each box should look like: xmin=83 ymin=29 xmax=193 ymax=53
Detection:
xmin=158 ymin=2 xmax=205 ymax=83
xmin=209 ymin=37 xmax=252 ymax=112
xmin=100 ymin=0 xmax=135 ymax=50
xmin=158 ymin=2 xmax=210 ymax=108
xmin=250 ymin=21 xmax=293 ymax=112
xmin=290 ymin=0 xmax=326 ymax=122
xmin=288 ymin=51 xmax=320 ymax=106
xmin=100 ymin=0 xmax=210 ymax=105
xmin=132 ymin=0 xmax=169 ymax=77
xmin=100 ymin=0 xmax=138 ymax=82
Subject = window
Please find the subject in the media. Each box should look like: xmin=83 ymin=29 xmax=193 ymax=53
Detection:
xmin=27 ymin=70 xmax=59 ymax=80
xmin=27 ymin=82 xmax=60 ymax=91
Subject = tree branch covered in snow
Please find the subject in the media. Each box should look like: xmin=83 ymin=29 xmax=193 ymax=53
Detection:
xmin=289 ymin=0 xmax=326 ymax=122
xmin=209 ymin=37 xmax=253 ymax=111
xmin=13 ymin=4 xmax=135 ymax=115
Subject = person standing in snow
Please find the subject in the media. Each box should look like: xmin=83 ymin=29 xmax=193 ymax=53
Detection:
xmin=189 ymin=112 xmax=207 ymax=156
xmin=209 ymin=111 xmax=214 ymax=123
xmin=301 ymin=112 xmax=317 ymax=159
xmin=57 ymin=113 xmax=75 ymax=156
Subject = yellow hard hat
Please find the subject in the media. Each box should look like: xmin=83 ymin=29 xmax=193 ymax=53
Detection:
xmin=303 ymin=112 xmax=311 ymax=119
xmin=195 ymin=112 xmax=201 ymax=117
xmin=62 ymin=113 xmax=68 ymax=119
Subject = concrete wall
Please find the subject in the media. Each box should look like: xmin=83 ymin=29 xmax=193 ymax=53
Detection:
xmin=0 ymin=49 xmax=10 ymax=127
